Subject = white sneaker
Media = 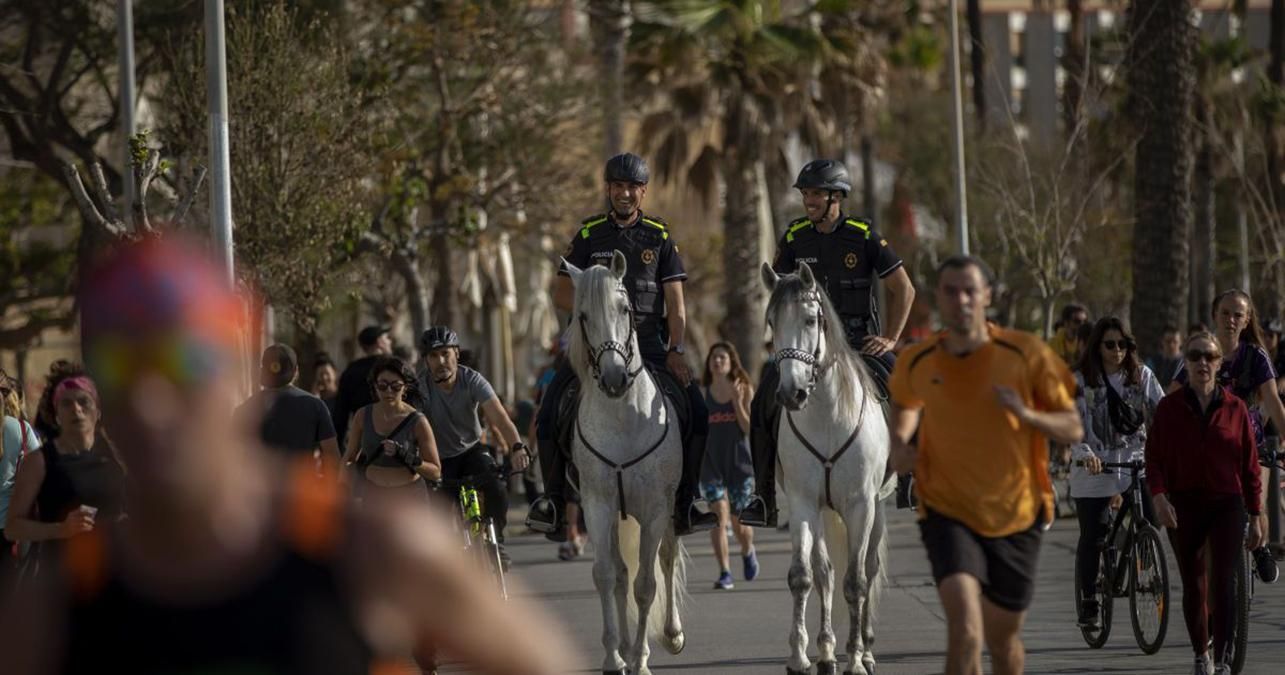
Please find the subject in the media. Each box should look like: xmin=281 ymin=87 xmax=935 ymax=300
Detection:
xmin=1194 ymin=653 xmax=1213 ymax=675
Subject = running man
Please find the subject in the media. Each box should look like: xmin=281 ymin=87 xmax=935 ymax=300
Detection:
xmin=889 ymin=255 xmax=1082 ymax=675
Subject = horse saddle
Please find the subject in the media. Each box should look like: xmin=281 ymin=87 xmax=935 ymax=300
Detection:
xmin=554 ymin=366 xmax=691 ymax=461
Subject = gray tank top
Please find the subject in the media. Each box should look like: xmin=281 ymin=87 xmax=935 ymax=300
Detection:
xmin=358 ymin=405 xmax=422 ymax=470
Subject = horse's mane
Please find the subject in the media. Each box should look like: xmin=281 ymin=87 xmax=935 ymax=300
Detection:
xmin=767 ymin=273 xmax=875 ymax=424
xmin=566 ymin=264 xmax=629 ymax=382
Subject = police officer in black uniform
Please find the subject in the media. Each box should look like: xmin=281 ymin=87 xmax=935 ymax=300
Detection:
xmin=738 ymin=159 xmax=917 ymax=528
xmin=527 ymin=153 xmax=719 ymax=538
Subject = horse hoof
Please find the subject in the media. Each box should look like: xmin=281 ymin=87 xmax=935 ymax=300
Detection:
xmin=663 ymin=631 xmax=686 ymax=654
xmin=816 ymin=661 xmax=837 ymax=675
xmin=786 ymin=668 xmax=811 ymax=675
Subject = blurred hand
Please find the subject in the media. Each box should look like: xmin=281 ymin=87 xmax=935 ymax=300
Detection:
xmin=890 ymin=439 xmax=918 ymax=474
xmin=862 ymin=335 xmax=896 ymax=357
xmin=1248 ymin=513 xmax=1267 ymax=550
xmin=667 ymin=351 xmax=692 ymax=387
xmin=1082 ymin=454 xmax=1103 ymax=475
xmin=60 ymin=511 xmax=95 ymax=538
xmin=510 ymin=445 xmax=531 ymax=473
xmin=993 ymin=385 xmax=1030 ymax=423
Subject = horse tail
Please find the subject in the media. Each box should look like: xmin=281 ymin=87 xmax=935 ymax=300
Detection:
xmin=619 ymin=518 xmax=687 ymax=642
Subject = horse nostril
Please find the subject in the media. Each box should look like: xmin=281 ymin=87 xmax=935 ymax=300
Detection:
xmin=794 ymin=389 xmax=808 ymax=403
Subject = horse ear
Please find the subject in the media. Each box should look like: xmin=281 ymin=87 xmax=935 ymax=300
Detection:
xmin=760 ymin=262 xmax=778 ymax=291
xmin=610 ymin=250 xmax=627 ymax=280
xmin=798 ymin=262 xmax=817 ymax=289
xmin=562 ymin=258 xmax=584 ymax=286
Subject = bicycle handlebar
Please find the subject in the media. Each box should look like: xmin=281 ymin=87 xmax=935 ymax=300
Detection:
xmin=430 ymin=467 xmax=513 ymax=491
xmin=1073 ymin=459 xmax=1145 ymax=475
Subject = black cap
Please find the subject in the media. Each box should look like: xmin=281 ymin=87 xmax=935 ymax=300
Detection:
xmin=357 ymin=325 xmax=389 ymax=349
xmin=261 ymin=344 xmax=298 ymax=388
xmin=604 ymin=153 xmax=650 ymax=185
xmin=793 ymin=159 xmax=851 ymax=197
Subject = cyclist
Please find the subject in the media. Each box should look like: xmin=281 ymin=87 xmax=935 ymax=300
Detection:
xmin=1147 ymin=332 xmax=1264 ymax=675
xmin=528 ymin=152 xmax=717 ymax=538
xmin=0 ymin=239 xmax=571 ymax=675
xmin=1068 ymin=318 xmax=1163 ymax=630
xmin=417 ymin=326 xmax=530 ymax=570
xmin=1168 ymin=290 xmax=1283 ymax=583
xmin=741 ymin=159 xmax=916 ymax=528
xmin=889 ymin=255 xmax=1081 ymax=675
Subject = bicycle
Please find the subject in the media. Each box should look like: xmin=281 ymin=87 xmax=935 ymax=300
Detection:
xmin=1074 ymin=459 xmax=1170 ymax=654
xmin=1226 ymin=445 xmax=1280 ymax=674
xmin=431 ymin=467 xmax=511 ymax=601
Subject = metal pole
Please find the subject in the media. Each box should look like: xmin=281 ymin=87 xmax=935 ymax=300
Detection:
xmin=117 ymin=0 xmax=136 ymax=224
xmin=948 ymin=0 xmax=970 ymax=255
xmin=205 ymin=0 xmax=234 ymax=285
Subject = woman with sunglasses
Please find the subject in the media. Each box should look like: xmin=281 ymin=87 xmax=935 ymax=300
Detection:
xmin=1147 ymin=333 xmax=1264 ymax=675
xmin=343 ymin=357 xmax=441 ymax=496
xmin=1069 ymin=317 xmax=1164 ymax=630
xmin=4 ymin=364 xmax=125 ymax=563
xmin=1168 ymin=290 xmax=1284 ymax=585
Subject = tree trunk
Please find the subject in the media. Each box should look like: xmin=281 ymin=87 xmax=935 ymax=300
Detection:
xmin=431 ymin=232 xmax=457 ymax=329
xmin=860 ymin=132 xmax=877 ymax=220
xmin=590 ymin=0 xmax=631 ymax=156
xmin=720 ymin=150 xmax=767 ymax=377
xmin=1128 ymin=0 xmax=1196 ymax=361
xmin=392 ymin=247 xmax=430 ymax=340
xmin=1063 ymin=0 xmax=1087 ymax=137
xmin=966 ymin=0 xmax=986 ymax=134
xmin=1191 ymin=100 xmax=1216 ymax=327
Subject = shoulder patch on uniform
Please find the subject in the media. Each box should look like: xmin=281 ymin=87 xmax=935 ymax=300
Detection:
xmin=641 ymin=217 xmax=670 ymax=239
xmin=845 ymin=218 xmax=873 ymax=240
xmin=580 ymin=215 xmax=608 ymax=239
xmin=785 ymin=218 xmax=814 ymax=243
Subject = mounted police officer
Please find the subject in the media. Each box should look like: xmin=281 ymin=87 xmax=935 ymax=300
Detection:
xmin=739 ymin=159 xmax=917 ymax=528
xmin=527 ymin=153 xmax=719 ymax=538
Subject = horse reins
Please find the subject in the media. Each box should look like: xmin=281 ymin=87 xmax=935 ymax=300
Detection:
xmin=574 ymin=368 xmax=671 ymax=520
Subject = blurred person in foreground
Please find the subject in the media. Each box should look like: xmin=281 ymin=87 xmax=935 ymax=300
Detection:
xmin=0 ymin=238 xmax=569 ymax=675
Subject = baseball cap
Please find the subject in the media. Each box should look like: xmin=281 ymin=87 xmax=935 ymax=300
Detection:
xmin=261 ymin=344 xmax=298 ymax=388
xmin=357 ymin=325 xmax=389 ymax=348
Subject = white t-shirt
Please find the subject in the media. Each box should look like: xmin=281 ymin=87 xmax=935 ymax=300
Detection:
xmin=1069 ymin=366 xmax=1164 ymax=499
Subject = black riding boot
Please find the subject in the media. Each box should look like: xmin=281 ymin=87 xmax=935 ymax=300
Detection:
xmin=526 ymin=437 xmax=568 ymax=542
xmin=740 ymin=362 xmax=780 ymax=528
xmin=674 ymin=432 xmax=718 ymax=535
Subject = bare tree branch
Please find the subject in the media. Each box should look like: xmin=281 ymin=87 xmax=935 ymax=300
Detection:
xmin=171 ymin=165 xmax=207 ymax=225
xmin=89 ymin=161 xmax=120 ymax=223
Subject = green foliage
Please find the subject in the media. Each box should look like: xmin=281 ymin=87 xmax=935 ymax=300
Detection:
xmin=158 ymin=1 xmax=374 ymax=332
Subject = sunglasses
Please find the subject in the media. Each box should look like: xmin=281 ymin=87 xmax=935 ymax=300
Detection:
xmin=1185 ymin=350 xmax=1221 ymax=364
xmin=374 ymin=381 xmax=405 ymax=393
xmin=1102 ymin=339 xmax=1134 ymax=351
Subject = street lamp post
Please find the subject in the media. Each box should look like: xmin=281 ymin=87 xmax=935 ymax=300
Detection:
xmin=205 ymin=0 xmax=234 ymax=285
xmin=948 ymin=0 xmax=970 ymax=255
xmin=117 ymin=0 xmax=136 ymax=222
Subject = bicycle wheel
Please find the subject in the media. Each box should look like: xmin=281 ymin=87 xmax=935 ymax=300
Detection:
xmin=1075 ymin=549 xmax=1112 ymax=648
xmin=1128 ymin=525 xmax=1169 ymax=654
xmin=1230 ymin=546 xmax=1250 ymax=674
xmin=483 ymin=518 xmax=509 ymax=601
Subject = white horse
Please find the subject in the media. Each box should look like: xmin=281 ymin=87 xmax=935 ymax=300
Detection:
xmin=565 ymin=251 xmax=688 ymax=675
xmin=762 ymin=262 xmax=894 ymax=675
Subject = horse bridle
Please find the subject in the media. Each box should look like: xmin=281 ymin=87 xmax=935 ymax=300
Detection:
xmin=578 ymin=297 xmax=644 ymax=393
xmin=772 ymin=289 xmax=830 ymax=391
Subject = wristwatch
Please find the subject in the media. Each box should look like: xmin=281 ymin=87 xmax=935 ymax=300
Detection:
xmin=668 ymin=344 xmax=685 ymax=355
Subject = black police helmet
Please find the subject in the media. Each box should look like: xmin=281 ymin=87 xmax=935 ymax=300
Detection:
xmin=793 ymin=159 xmax=851 ymax=197
xmin=604 ymin=153 xmax=650 ymax=185
xmin=419 ymin=326 xmax=460 ymax=354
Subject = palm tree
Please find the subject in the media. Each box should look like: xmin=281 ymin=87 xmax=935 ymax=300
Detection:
xmin=1127 ymin=0 xmax=1196 ymax=359
xmin=629 ymin=0 xmax=831 ymax=373
xmin=589 ymin=0 xmax=632 ymax=156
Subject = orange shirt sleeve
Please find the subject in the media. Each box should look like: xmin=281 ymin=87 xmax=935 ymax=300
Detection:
xmin=889 ymin=345 xmax=924 ymax=410
xmin=1029 ymin=342 xmax=1076 ymax=412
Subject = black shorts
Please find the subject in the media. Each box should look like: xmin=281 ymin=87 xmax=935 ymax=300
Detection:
xmin=919 ymin=509 xmax=1043 ymax=612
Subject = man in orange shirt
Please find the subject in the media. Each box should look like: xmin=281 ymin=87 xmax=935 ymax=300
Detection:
xmin=889 ymin=255 xmax=1082 ymax=675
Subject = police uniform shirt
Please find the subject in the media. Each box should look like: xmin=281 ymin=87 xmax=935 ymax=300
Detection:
xmin=558 ymin=212 xmax=686 ymax=321
xmin=771 ymin=214 xmax=902 ymax=330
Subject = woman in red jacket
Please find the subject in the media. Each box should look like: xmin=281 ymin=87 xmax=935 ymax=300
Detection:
xmin=1146 ymin=332 xmax=1265 ymax=675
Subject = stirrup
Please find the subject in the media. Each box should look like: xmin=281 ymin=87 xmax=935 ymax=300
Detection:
xmin=524 ymin=498 xmax=560 ymax=534
xmin=738 ymin=496 xmax=777 ymax=528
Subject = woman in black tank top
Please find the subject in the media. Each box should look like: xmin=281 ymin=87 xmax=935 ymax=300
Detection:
xmin=3 ymin=371 xmax=124 ymax=559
